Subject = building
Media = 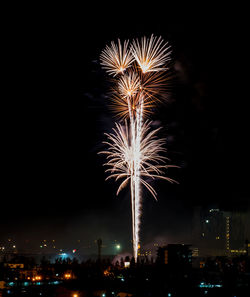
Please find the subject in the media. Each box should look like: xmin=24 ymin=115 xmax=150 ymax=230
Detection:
xmin=192 ymin=205 xmax=250 ymax=257
xmin=157 ymin=244 xmax=192 ymax=269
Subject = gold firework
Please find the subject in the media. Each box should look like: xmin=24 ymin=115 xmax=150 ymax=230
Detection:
xmin=109 ymin=90 xmax=153 ymax=121
xmin=118 ymin=71 xmax=141 ymax=99
xmin=131 ymin=34 xmax=171 ymax=73
xmin=100 ymin=39 xmax=134 ymax=76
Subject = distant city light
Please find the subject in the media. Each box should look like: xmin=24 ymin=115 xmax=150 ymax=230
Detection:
xmin=209 ymin=208 xmax=219 ymax=212
xmin=199 ymin=282 xmax=222 ymax=288
xmin=205 ymin=219 xmax=209 ymax=223
xmin=124 ymin=262 xmax=130 ymax=268
xmin=64 ymin=273 xmax=71 ymax=279
xmin=58 ymin=252 xmax=68 ymax=259
xmin=116 ymin=244 xmax=121 ymax=250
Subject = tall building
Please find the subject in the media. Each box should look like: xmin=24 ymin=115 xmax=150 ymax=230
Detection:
xmin=225 ymin=210 xmax=250 ymax=256
xmin=192 ymin=205 xmax=250 ymax=257
xmin=192 ymin=207 xmax=226 ymax=256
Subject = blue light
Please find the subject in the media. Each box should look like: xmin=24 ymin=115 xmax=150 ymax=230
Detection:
xmin=121 ymin=278 xmax=125 ymax=282
xmin=168 ymin=294 xmax=172 ymax=297
xmin=199 ymin=282 xmax=222 ymax=288
xmin=59 ymin=252 xmax=68 ymax=259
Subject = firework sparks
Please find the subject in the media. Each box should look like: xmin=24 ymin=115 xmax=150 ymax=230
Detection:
xmin=118 ymin=71 xmax=141 ymax=99
xmin=100 ymin=118 xmax=177 ymax=258
xmin=100 ymin=39 xmax=134 ymax=76
xmin=140 ymin=70 xmax=173 ymax=104
xmin=101 ymin=120 xmax=177 ymax=199
xmin=109 ymin=91 xmax=154 ymax=121
xmin=99 ymin=35 xmax=176 ymax=261
xmin=131 ymin=34 xmax=171 ymax=73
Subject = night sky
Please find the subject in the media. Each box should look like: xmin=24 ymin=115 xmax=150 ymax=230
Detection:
xmin=2 ymin=4 xmax=249 ymax=253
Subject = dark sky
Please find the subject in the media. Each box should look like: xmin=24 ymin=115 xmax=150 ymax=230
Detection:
xmin=2 ymin=4 xmax=249 ymax=252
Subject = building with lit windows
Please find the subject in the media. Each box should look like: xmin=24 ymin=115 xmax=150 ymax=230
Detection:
xmin=157 ymin=244 xmax=192 ymax=268
xmin=192 ymin=205 xmax=250 ymax=257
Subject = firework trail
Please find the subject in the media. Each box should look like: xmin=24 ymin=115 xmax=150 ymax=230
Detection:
xmin=99 ymin=34 xmax=176 ymax=261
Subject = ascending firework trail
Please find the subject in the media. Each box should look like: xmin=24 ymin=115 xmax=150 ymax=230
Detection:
xmin=99 ymin=35 xmax=178 ymax=262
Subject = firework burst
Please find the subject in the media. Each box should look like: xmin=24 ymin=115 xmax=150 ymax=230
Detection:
xmin=118 ymin=71 xmax=141 ymax=99
xmin=100 ymin=39 xmax=134 ymax=76
xmin=99 ymin=35 xmax=177 ymax=261
xmin=131 ymin=34 xmax=171 ymax=73
xmin=100 ymin=120 xmax=177 ymax=199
